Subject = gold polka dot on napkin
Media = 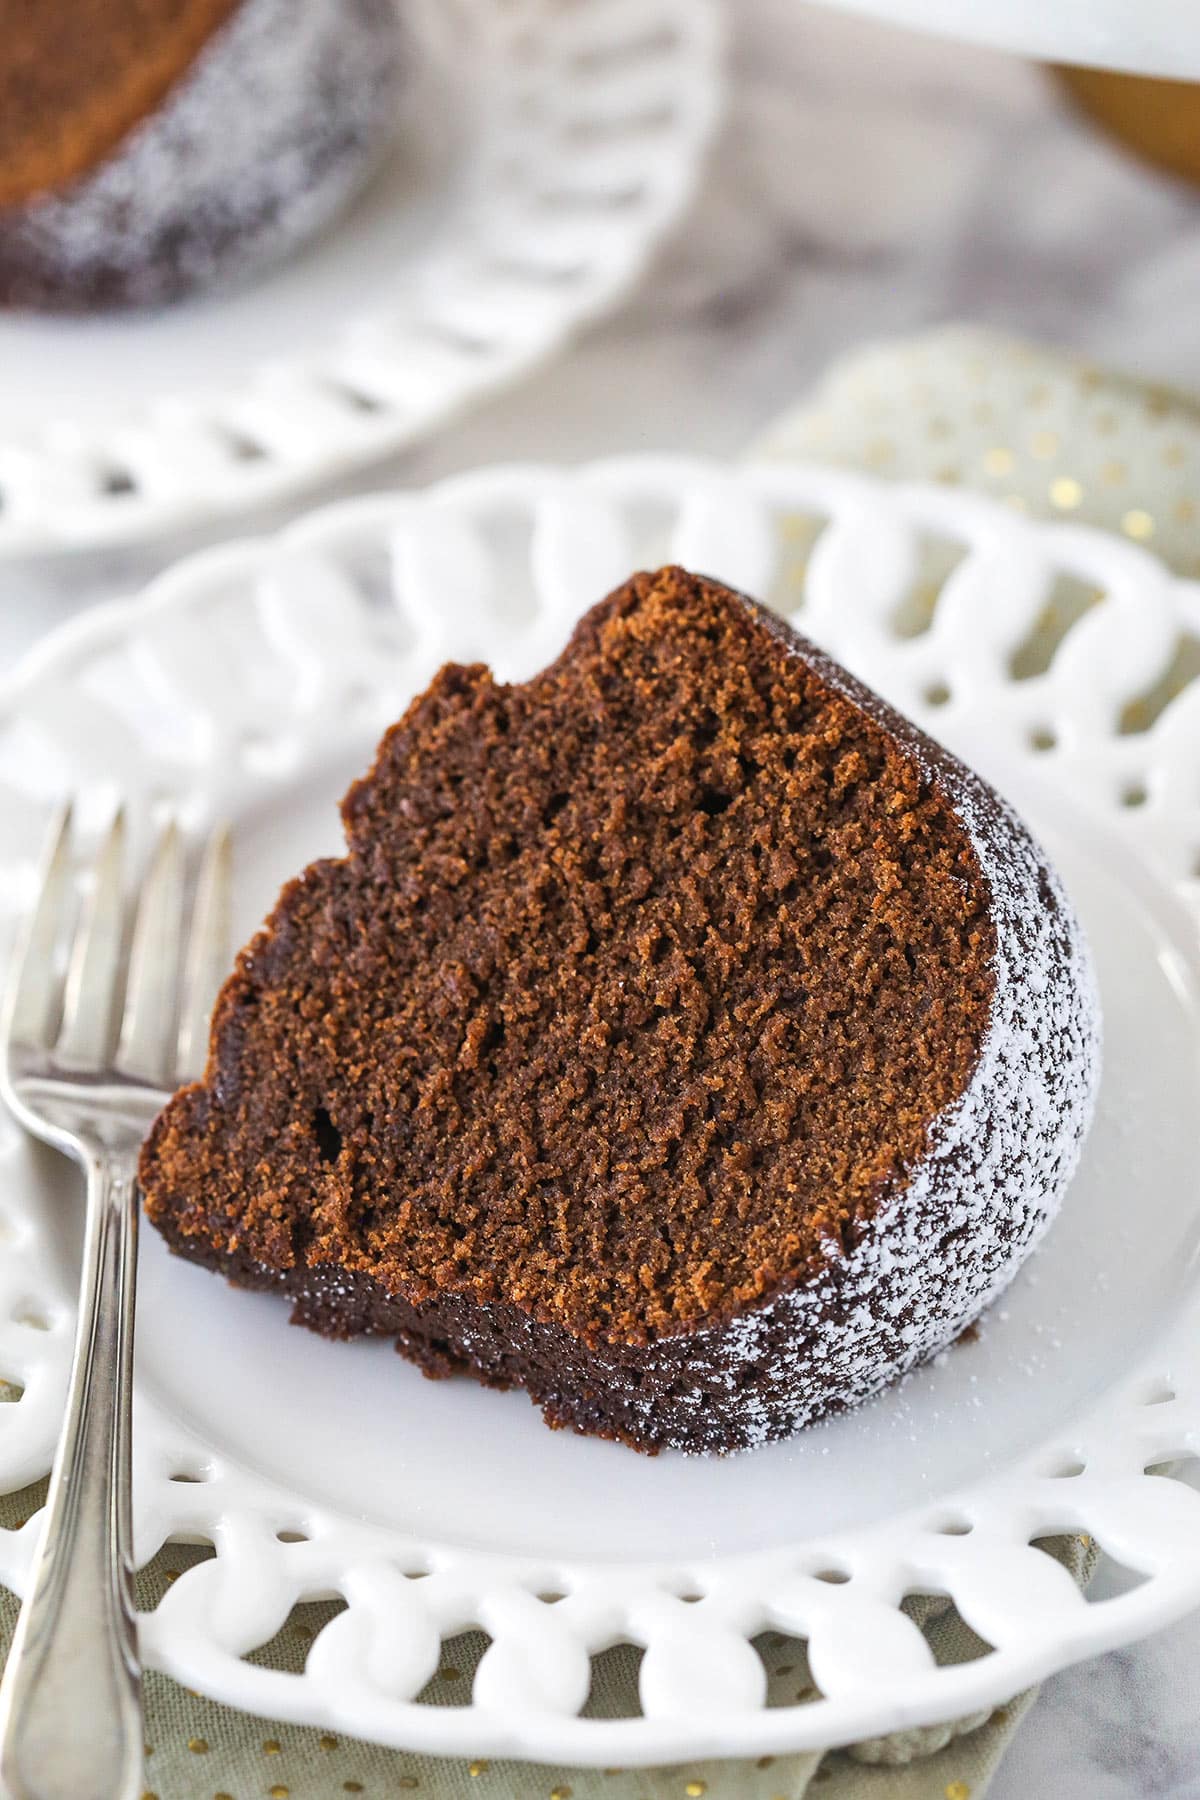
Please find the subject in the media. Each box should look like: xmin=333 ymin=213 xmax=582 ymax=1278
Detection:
xmin=752 ymin=324 xmax=1200 ymax=579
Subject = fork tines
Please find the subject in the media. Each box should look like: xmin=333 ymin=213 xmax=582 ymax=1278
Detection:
xmin=5 ymin=804 xmax=232 ymax=1095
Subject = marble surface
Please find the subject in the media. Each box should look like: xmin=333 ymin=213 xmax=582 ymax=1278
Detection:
xmin=8 ymin=3 xmax=1200 ymax=1792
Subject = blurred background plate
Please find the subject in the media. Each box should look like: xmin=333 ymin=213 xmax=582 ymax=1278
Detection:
xmin=0 ymin=0 xmax=723 ymax=558
xmin=811 ymin=0 xmax=1200 ymax=80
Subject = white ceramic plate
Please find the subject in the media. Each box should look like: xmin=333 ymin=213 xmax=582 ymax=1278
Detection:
xmin=812 ymin=0 xmax=1200 ymax=80
xmin=0 ymin=0 xmax=722 ymax=558
xmin=2 ymin=458 xmax=1200 ymax=1764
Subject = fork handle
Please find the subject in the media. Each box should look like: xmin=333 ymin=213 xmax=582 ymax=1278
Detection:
xmin=0 ymin=1150 xmax=142 ymax=1800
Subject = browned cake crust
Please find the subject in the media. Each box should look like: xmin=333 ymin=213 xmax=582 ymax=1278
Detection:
xmin=141 ymin=568 xmax=1099 ymax=1452
xmin=0 ymin=0 xmax=243 ymax=206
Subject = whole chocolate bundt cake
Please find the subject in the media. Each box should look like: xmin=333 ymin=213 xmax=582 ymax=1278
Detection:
xmin=0 ymin=0 xmax=405 ymax=309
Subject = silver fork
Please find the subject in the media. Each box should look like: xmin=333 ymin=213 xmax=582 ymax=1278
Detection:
xmin=0 ymin=804 xmax=230 ymax=1800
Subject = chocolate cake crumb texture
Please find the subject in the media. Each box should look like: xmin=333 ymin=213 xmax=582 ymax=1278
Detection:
xmin=141 ymin=567 xmax=1100 ymax=1452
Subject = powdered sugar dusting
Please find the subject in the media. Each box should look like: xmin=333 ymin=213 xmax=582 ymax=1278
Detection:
xmin=1 ymin=0 xmax=405 ymax=307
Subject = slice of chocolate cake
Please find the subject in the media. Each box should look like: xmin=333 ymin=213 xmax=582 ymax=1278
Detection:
xmin=140 ymin=567 xmax=1100 ymax=1453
